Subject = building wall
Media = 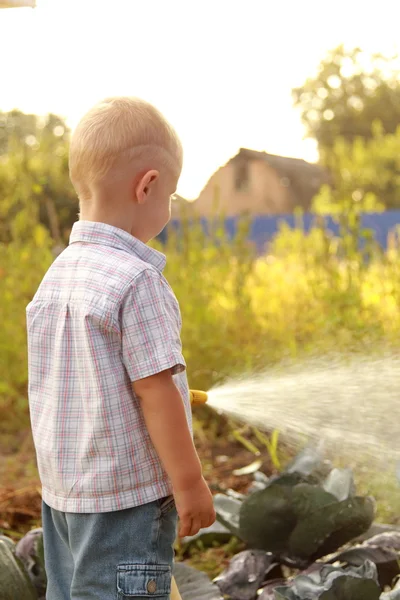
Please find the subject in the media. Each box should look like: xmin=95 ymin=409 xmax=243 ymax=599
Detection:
xmin=193 ymin=158 xmax=293 ymax=217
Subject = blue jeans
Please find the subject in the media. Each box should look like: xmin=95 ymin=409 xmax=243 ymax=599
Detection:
xmin=42 ymin=497 xmax=177 ymax=599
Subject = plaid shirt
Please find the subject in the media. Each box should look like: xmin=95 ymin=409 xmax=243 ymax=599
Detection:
xmin=26 ymin=221 xmax=191 ymax=513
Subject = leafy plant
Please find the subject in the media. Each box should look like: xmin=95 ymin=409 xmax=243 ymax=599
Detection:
xmin=213 ymin=448 xmax=374 ymax=565
xmin=0 ymin=539 xmax=38 ymax=600
xmin=173 ymin=562 xmax=223 ymax=600
xmin=214 ymin=550 xmax=279 ymax=600
xmin=206 ymin=449 xmax=400 ymax=599
xmin=15 ymin=528 xmax=47 ymax=598
xmin=273 ymin=561 xmax=382 ymax=600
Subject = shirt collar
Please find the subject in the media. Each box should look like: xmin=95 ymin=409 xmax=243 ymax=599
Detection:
xmin=69 ymin=221 xmax=167 ymax=272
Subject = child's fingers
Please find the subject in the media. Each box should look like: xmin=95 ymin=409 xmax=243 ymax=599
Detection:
xmin=178 ymin=515 xmax=204 ymax=538
xmin=208 ymin=507 xmax=216 ymax=526
xmin=202 ymin=510 xmax=216 ymax=530
xmin=178 ymin=516 xmax=192 ymax=538
xmin=188 ymin=517 xmax=202 ymax=537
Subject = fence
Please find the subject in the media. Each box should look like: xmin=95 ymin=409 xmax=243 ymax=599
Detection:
xmin=159 ymin=211 xmax=400 ymax=254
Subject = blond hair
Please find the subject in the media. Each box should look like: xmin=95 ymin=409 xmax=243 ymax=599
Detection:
xmin=69 ymin=97 xmax=183 ymax=201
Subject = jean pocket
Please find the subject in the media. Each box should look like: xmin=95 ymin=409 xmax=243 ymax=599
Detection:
xmin=158 ymin=495 xmax=176 ymax=516
xmin=117 ymin=564 xmax=171 ymax=598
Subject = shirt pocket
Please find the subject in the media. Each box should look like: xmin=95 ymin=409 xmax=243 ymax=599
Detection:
xmin=117 ymin=564 xmax=171 ymax=598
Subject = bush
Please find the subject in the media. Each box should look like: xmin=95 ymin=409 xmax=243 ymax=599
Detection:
xmin=0 ymin=204 xmax=52 ymax=435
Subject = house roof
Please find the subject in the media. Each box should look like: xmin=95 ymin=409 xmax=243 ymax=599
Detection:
xmin=232 ymin=147 xmax=324 ymax=179
xmin=230 ymin=147 xmax=329 ymax=210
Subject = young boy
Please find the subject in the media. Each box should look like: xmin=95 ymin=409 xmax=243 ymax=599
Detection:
xmin=26 ymin=97 xmax=215 ymax=599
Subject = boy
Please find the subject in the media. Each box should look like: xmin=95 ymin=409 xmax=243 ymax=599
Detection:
xmin=26 ymin=97 xmax=215 ymax=599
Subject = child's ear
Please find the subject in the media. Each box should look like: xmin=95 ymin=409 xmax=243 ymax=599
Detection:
xmin=135 ymin=170 xmax=159 ymax=205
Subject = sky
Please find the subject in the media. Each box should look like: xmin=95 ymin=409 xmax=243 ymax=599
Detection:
xmin=1 ymin=0 xmax=400 ymax=199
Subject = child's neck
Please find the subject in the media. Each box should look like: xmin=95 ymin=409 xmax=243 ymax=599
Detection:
xmin=79 ymin=206 xmax=131 ymax=234
xmin=79 ymin=203 xmax=150 ymax=243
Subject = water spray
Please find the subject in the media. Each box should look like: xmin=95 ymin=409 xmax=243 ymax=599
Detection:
xmin=175 ymin=362 xmax=400 ymax=599
xmin=202 ymin=357 xmax=400 ymax=464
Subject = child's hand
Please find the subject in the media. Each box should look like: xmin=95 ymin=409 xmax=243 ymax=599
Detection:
xmin=174 ymin=476 xmax=216 ymax=538
xmin=134 ymin=370 xmax=215 ymax=538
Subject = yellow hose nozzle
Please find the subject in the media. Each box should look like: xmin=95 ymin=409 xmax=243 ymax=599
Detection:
xmin=189 ymin=389 xmax=208 ymax=406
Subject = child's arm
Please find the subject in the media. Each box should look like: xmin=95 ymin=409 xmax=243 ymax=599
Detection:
xmin=121 ymin=270 xmax=215 ymax=536
xmin=133 ymin=370 xmax=215 ymax=538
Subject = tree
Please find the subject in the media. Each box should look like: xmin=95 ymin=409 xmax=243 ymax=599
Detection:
xmin=0 ymin=109 xmax=68 ymax=156
xmin=0 ymin=111 xmax=77 ymax=243
xmin=292 ymin=46 xmax=400 ymax=155
xmin=312 ymin=124 xmax=400 ymax=213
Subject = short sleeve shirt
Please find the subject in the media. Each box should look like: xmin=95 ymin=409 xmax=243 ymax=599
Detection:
xmin=26 ymin=221 xmax=191 ymax=513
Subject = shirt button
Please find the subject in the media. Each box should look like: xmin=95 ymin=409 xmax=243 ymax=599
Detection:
xmin=147 ymin=580 xmax=157 ymax=594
